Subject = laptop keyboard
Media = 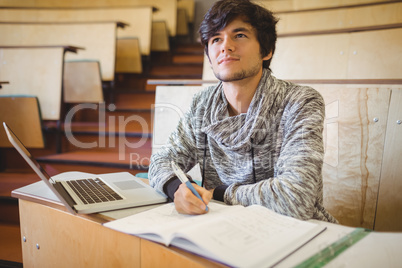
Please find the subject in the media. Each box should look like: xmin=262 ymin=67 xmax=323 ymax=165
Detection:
xmin=67 ymin=178 xmax=123 ymax=204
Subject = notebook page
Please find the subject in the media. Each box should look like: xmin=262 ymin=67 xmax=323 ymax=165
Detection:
xmin=104 ymin=202 xmax=241 ymax=245
xmin=172 ymin=205 xmax=325 ymax=268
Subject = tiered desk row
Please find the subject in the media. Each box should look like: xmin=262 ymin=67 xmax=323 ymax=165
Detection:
xmin=0 ymin=0 xmax=197 ymax=229
xmin=0 ymin=0 xmax=195 ymax=143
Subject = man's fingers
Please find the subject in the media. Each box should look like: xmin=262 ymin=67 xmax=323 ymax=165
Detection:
xmin=174 ymin=184 xmax=208 ymax=214
xmin=194 ymin=184 xmax=212 ymax=204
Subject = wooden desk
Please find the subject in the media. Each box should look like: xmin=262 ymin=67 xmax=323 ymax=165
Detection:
xmin=0 ymin=81 xmax=9 ymax=89
xmin=11 ymin=177 xmax=402 ymax=267
xmin=0 ymin=22 xmax=122 ymax=81
xmin=270 ymin=27 xmax=402 ymax=80
xmin=0 ymin=0 xmax=178 ymax=37
xmin=275 ymin=2 xmax=402 ymax=36
xmin=253 ymin=0 xmax=397 ymax=13
xmin=0 ymin=7 xmax=153 ymax=56
xmin=11 ymin=179 xmax=225 ymax=267
xmin=0 ymin=46 xmax=80 ymax=120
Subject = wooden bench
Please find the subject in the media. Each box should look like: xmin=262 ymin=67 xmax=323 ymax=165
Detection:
xmin=202 ymin=55 xmax=217 ymax=82
xmin=0 ymin=6 xmax=153 ymax=57
xmin=0 ymin=81 xmax=9 ymax=89
xmin=0 ymin=96 xmax=44 ymax=148
xmin=0 ymin=22 xmax=122 ymax=81
xmin=0 ymin=46 xmax=79 ymax=120
xmin=0 ymin=0 xmax=179 ymax=52
xmin=63 ymin=60 xmax=104 ymax=104
xmin=151 ymin=21 xmax=170 ymax=52
xmin=253 ymin=0 xmax=399 ymax=13
xmin=115 ymin=38 xmax=143 ymax=73
xmin=275 ymin=2 xmax=402 ymax=36
xmin=176 ymin=6 xmax=189 ymax=36
xmin=271 ymin=27 xmax=402 ymax=80
xmin=311 ymin=82 xmax=401 ymax=231
xmin=178 ymin=0 xmax=195 ymax=24
xmin=153 ymin=82 xmax=402 ymax=231
xmin=177 ymin=0 xmax=195 ymax=36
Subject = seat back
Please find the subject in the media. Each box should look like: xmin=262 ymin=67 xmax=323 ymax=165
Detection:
xmin=152 ymin=86 xmax=204 ymax=182
xmin=152 ymin=86 xmax=203 ymax=154
xmin=63 ymin=60 xmax=104 ymax=103
xmin=0 ymin=96 xmax=44 ymax=148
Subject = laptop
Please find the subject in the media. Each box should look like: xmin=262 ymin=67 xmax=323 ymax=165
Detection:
xmin=3 ymin=122 xmax=167 ymax=215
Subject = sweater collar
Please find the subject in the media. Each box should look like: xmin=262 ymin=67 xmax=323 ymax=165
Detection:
xmin=201 ymin=69 xmax=280 ymax=152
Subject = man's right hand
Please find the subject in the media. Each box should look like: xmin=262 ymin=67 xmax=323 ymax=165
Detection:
xmin=174 ymin=183 xmax=212 ymax=215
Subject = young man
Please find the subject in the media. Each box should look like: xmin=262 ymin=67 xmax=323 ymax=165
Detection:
xmin=149 ymin=0 xmax=337 ymax=223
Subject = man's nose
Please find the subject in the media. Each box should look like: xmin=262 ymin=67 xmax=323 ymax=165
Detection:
xmin=221 ymin=38 xmax=235 ymax=52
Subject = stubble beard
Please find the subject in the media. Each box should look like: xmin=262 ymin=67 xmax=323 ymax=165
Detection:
xmin=214 ymin=62 xmax=262 ymax=83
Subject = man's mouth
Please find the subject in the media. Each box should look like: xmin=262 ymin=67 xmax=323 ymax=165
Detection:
xmin=218 ymin=56 xmax=239 ymax=65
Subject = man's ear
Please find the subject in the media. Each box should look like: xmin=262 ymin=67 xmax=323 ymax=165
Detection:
xmin=262 ymin=51 xmax=273 ymax=61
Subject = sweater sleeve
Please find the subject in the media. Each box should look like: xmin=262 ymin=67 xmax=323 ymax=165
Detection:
xmin=224 ymin=88 xmax=329 ymax=221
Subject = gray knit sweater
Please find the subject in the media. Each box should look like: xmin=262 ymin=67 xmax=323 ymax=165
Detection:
xmin=149 ymin=70 xmax=337 ymax=223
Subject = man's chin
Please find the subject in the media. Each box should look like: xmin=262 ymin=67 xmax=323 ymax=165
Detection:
xmin=215 ymin=72 xmax=246 ymax=82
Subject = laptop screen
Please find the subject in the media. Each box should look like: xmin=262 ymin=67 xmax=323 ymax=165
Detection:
xmin=3 ymin=122 xmax=54 ymax=183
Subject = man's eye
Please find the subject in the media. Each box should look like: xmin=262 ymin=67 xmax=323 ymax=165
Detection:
xmin=236 ymin=33 xmax=246 ymax=38
xmin=211 ymin=38 xmax=220 ymax=43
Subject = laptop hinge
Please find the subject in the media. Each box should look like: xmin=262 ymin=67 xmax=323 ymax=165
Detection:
xmin=53 ymin=181 xmax=77 ymax=207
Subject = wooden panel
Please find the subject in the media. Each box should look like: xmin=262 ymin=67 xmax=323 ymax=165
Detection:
xmin=0 ymin=47 xmax=65 ymax=120
xmin=202 ymin=54 xmax=217 ymax=82
xmin=19 ymin=199 xmax=141 ymax=267
xmin=0 ymin=97 xmax=44 ymax=148
xmin=277 ymin=8 xmax=347 ymax=34
xmin=253 ymin=0 xmax=396 ymax=12
xmin=0 ymin=7 xmax=153 ymax=56
xmin=375 ymin=88 xmax=402 ymax=231
xmin=292 ymin=0 xmax=395 ymax=11
xmin=151 ymin=21 xmax=170 ymax=52
xmin=271 ymin=28 xmax=402 ymax=80
xmin=276 ymin=2 xmax=402 ymax=34
xmin=129 ymin=0 xmax=178 ymax=37
xmin=271 ymin=33 xmax=350 ymax=80
xmin=252 ymin=0 xmax=294 ymax=12
xmin=178 ymin=0 xmax=195 ymax=23
xmin=0 ymin=23 xmax=117 ymax=81
xmin=345 ymin=2 xmax=402 ymax=28
xmin=63 ymin=61 xmax=104 ymax=103
xmin=0 ymin=0 xmax=178 ymax=37
xmin=312 ymin=85 xmax=391 ymax=228
xmin=115 ymin=38 xmax=143 ymax=73
xmin=153 ymin=86 xmax=203 ymax=154
xmin=176 ymin=8 xmax=189 ymax=36
xmin=347 ymin=28 xmax=402 ymax=79
xmin=141 ymin=239 xmax=226 ymax=268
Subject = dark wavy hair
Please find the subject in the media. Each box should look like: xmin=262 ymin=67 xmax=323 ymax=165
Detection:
xmin=199 ymin=0 xmax=278 ymax=70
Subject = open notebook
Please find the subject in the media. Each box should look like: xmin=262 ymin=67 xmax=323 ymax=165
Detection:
xmin=104 ymin=202 xmax=327 ymax=268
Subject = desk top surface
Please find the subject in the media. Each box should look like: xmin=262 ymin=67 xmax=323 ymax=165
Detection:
xmin=0 ymin=45 xmax=82 ymax=53
xmin=11 ymin=171 xmax=402 ymax=268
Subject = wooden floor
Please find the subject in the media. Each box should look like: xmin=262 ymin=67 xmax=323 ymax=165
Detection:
xmin=0 ymin=42 xmax=204 ymax=265
xmin=0 ymin=172 xmax=37 ymax=264
xmin=0 ymin=224 xmax=22 ymax=264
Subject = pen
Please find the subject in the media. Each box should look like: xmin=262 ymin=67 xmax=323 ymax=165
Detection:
xmin=171 ymin=161 xmax=209 ymax=212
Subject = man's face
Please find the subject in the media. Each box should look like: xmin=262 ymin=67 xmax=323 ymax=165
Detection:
xmin=207 ymin=17 xmax=272 ymax=82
